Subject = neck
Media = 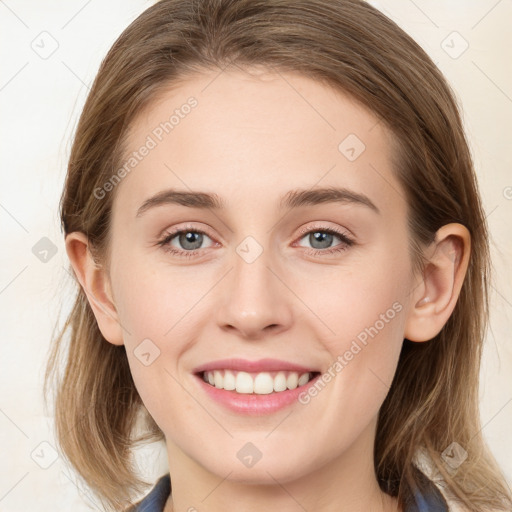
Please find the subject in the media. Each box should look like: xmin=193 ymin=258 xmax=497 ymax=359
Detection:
xmin=163 ymin=419 xmax=401 ymax=512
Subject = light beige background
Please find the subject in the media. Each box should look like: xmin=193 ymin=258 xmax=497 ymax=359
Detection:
xmin=0 ymin=0 xmax=510 ymax=510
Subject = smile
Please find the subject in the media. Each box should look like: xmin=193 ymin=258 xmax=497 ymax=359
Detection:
xmin=200 ymin=370 xmax=319 ymax=394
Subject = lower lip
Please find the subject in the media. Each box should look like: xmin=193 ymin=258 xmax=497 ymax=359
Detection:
xmin=194 ymin=373 xmax=321 ymax=415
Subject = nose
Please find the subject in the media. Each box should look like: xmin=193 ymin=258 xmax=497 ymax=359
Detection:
xmin=216 ymin=247 xmax=293 ymax=340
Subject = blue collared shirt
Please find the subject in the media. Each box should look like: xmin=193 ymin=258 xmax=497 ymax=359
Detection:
xmin=131 ymin=472 xmax=449 ymax=511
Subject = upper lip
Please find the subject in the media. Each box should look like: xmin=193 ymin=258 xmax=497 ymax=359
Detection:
xmin=193 ymin=358 xmax=318 ymax=374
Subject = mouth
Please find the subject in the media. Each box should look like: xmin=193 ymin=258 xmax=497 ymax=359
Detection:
xmin=191 ymin=358 xmax=322 ymax=414
xmin=196 ymin=369 xmax=321 ymax=395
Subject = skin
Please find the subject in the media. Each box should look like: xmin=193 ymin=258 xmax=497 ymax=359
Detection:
xmin=66 ymin=66 xmax=470 ymax=512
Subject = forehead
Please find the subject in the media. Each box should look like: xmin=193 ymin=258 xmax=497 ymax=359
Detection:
xmin=113 ymin=67 xmax=404 ymax=221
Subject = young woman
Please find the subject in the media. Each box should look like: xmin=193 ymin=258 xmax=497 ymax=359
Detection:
xmin=45 ymin=1 xmax=512 ymax=511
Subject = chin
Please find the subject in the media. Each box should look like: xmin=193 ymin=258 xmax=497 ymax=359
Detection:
xmin=198 ymin=449 xmax=316 ymax=486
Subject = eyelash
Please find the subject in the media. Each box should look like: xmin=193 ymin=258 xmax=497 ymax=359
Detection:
xmin=156 ymin=224 xmax=355 ymax=258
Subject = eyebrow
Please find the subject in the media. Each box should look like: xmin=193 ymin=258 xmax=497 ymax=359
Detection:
xmin=135 ymin=186 xmax=380 ymax=218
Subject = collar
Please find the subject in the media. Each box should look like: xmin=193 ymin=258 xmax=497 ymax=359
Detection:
xmin=131 ymin=472 xmax=449 ymax=511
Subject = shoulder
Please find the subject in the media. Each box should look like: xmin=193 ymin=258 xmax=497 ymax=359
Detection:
xmin=128 ymin=473 xmax=171 ymax=512
xmin=403 ymin=466 xmax=449 ymax=512
xmin=406 ymin=485 xmax=449 ymax=512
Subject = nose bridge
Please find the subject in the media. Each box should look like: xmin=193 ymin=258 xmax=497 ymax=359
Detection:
xmin=216 ymin=235 xmax=292 ymax=338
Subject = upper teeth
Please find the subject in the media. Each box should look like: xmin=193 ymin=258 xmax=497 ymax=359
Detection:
xmin=203 ymin=370 xmax=313 ymax=394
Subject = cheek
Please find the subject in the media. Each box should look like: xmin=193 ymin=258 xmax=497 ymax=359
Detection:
xmin=302 ymin=248 xmax=409 ymax=406
xmin=307 ymin=248 xmax=409 ymax=348
xmin=111 ymin=257 xmax=205 ymax=344
xmin=110 ymin=255 xmax=218 ymax=413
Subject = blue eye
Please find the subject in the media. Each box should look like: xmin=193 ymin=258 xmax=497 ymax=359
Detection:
xmin=157 ymin=227 xmax=214 ymax=257
xmin=296 ymin=227 xmax=354 ymax=255
xmin=156 ymin=225 xmax=354 ymax=258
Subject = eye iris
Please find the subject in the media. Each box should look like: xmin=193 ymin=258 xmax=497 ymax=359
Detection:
xmin=179 ymin=232 xmax=203 ymax=250
xmin=310 ymin=231 xmax=333 ymax=249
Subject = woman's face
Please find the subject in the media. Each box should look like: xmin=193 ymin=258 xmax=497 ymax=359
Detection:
xmin=106 ymin=67 xmax=417 ymax=484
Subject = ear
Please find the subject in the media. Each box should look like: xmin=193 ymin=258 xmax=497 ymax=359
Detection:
xmin=65 ymin=231 xmax=124 ymax=346
xmin=404 ymin=223 xmax=471 ymax=342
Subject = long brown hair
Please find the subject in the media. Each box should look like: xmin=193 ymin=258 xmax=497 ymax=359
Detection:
xmin=44 ymin=0 xmax=512 ymax=510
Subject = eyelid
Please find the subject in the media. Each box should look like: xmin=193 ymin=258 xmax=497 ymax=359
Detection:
xmin=158 ymin=222 xmax=216 ymax=241
xmin=295 ymin=222 xmax=354 ymax=239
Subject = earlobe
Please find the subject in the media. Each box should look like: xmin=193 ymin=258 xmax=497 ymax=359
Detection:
xmin=65 ymin=232 xmax=125 ymax=346
xmin=404 ymin=223 xmax=471 ymax=343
